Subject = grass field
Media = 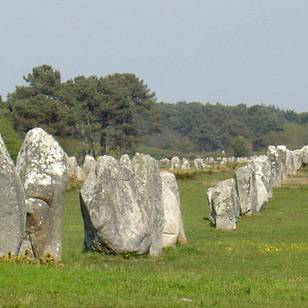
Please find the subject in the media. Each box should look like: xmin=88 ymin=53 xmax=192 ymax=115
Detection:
xmin=1 ymin=168 xmax=308 ymax=307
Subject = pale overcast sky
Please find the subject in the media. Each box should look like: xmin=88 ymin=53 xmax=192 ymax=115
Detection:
xmin=1 ymin=0 xmax=308 ymax=111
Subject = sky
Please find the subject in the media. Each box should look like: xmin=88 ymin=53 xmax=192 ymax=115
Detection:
xmin=1 ymin=0 xmax=308 ymax=111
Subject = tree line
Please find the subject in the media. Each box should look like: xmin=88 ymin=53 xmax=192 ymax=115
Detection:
xmin=1 ymin=64 xmax=308 ymax=159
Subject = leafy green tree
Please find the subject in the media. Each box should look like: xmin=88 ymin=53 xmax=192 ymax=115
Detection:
xmin=227 ymin=136 xmax=252 ymax=157
xmin=8 ymin=65 xmax=77 ymax=137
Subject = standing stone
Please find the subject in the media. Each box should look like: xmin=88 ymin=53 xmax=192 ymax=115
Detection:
xmin=277 ymin=145 xmax=287 ymax=182
xmin=181 ymin=158 xmax=190 ymax=169
xmin=235 ymin=164 xmax=257 ymax=215
xmin=16 ymin=128 xmax=67 ymax=260
xmin=66 ymin=156 xmax=78 ymax=181
xmin=252 ymin=156 xmax=272 ymax=212
xmin=170 ymin=156 xmax=181 ymax=169
xmin=293 ymin=149 xmax=303 ymax=171
xmin=66 ymin=156 xmax=85 ymax=185
xmin=131 ymin=154 xmax=164 ymax=256
xmin=194 ymin=158 xmax=204 ymax=169
xmin=76 ymin=166 xmax=86 ymax=183
xmin=267 ymin=146 xmax=283 ymax=187
xmin=160 ymin=171 xmax=187 ymax=247
xmin=120 ymin=154 xmax=131 ymax=168
xmin=82 ymin=155 xmax=96 ymax=178
xmin=207 ymin=178 xmax=240 ymax=231
xmin=301 ymin=146 xmax=308 ymax=165
xmin=80 ymin=154 xmax=164 ymax=256
xmin=0 ymin=135 xmax=26 ymax=256
xmin=285 ymin=149 xmax=302 ymax=176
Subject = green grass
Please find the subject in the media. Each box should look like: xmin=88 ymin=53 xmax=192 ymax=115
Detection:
xmin=1 ymin=168 xmax=308 ymax=307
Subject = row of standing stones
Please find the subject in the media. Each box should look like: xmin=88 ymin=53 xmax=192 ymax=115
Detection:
xmin=207 ymin=145 xmax=308 ymax=231
xmin=160 ymin=156 xmax=249 ymax=170
xmin=0 ymin=128 xmax=187 ymax=261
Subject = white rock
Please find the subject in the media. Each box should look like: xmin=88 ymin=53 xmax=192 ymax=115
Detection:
xmin=207 ymin=178 xmax=240 ymax=231
xmin=80 ymin=154 xmax=164 ymax=256
xmin=82 ymin=155 xmax=96 ymax=178
xmin=160 ymin=171 xmax=187 ymax=247
xmin=16 ymin=127 xmax=67 ymax=260
xmin=0 ymin=135 xmax=26 ymax=256
xmin=181 ymin=158 xmax=190 ymax=169
xmin=170 ymin=156 xmax=181 ymax=169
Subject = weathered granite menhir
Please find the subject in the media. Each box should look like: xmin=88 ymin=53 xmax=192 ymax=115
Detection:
xmin=208 ymin=145 xmax=305 ymax=231
xmin=0 ymin=134 xmax=26 ymax=256
xmin=16 ymin=127 xmax=67 ymax=260
xmin=80 ymin=154 xmax=164 ymax=256
xmin=160 ymin=171 xmax=187 ymax=247
xmin=80 ymin=154 xmax=187 ymax=256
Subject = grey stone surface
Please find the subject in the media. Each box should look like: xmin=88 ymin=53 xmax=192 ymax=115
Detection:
xmin=267 ymin=146 xmax=283 ymax=187
xmin=120 ymin=154 xmax=131 ymax=168
xmin=170 ymin=156 xmax=181 ymax=169
xmin=301 ymin=146 xmax=308 ymax=165
xmin=252 ymin=155 xmax=272 ymax=212
xmin=293 ymin=149 xmax=303 ymax=171
xmin=76 ymin=166 xmax=86 ymax=183
xmin=131 ymin=153 xmax=164 ymax=256
xmin=160 ymin=171 xmax=187 ymax=247
xmin=82 ymin=155 xmax=96 ymax=178
xmin=66 ymin=156 xmax=78 ymax=181
xmin=235 ymin=164 xmax=257 ymax=215
xmin=16 ymin=128 xmax=67 ymax=260
xmin=181 ymin=158 xmax=190 ymax=169
xmin=207 ymin=178 xmax=240 ymax=231
xmin=0 ymin=135 xmax=26 ymax=256
xmin=80 ymin=154 xmax=164 ymax=256
xmin=193 ymin=158 xmax=204 ymax=169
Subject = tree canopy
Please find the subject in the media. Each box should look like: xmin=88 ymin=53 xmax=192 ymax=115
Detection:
xmin=3 ymin=64 xmax=308 ymax=159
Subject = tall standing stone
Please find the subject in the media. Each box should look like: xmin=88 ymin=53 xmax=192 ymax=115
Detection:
xmin=301 ymin=146 xmax=308 ymax=165
xmin=181 ymin=158 xmax=190 ymax=169
xmin=252 ymin=156 xmax=272 ymax=212
xmin=0 ymin=135 xmax=26 ymax=256
xmin=131 ymin=154 xmax=164 ymax=256
xmin=170 ymin=156 xmax=181 ymax=169
xmin=207 ymin=178 xmax=240 ymax=231
xmin=16 ymin=128 xmax=67 ymax=260
xmin=82 ymin=155 xmax=96 ymax=178
xmin=235 ymin=164 xmax=257 ymax=215
xmin=80 ymin=154 xmax=165 ymax=256
xmin=267 ymin=146 xmax=283 ymax=187
xmin=194 ymin=158 xmax=204 ymax=169
xmin=120 ymin=154 xmax=131 ymax=168
xmin=160 ymin=171 xmax=187 ymax=247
